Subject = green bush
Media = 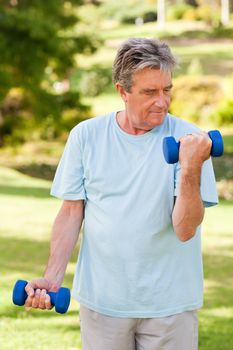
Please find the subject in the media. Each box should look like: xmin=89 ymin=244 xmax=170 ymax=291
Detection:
xmin=169 ymin=76 xmax=223 ymax=124
xmin=170 ymin=74 xmax=233 ymax=126
xmin=71 ymin=65 xmax=112 ymax=97
xmin=211 ymin=26 xmax=233 ymax=39
xmin=167 ymin=4 xmax=195 ymax=21
xmin=197 ymin=5 xmax=219 ymax=26
xmin=0 ymin=88 xmax=91 ymax=146
xmin=211 ymin=99 xmax=233 ymax=126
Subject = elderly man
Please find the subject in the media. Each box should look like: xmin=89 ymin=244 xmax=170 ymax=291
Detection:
xmin=25 ymin=38 xmax=218 ymax=350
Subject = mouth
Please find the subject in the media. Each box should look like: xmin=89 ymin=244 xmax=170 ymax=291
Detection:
xmin=149 ymin=111 xmax=165 ymax=115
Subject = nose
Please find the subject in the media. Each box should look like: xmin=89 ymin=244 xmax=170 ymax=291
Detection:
xmin=154 ymin=91 xmax=167 ymax=109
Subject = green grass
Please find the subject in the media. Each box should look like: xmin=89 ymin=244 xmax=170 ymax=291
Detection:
xmin=200 ymin=200 xmax=233 ymax=349
xmin=0 ymin=167 xmax=82 ymax=350
xmin=0 ymin=166 xmax=232 ymax=349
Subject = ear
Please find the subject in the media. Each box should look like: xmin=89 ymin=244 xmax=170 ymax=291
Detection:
xmin=115 ymin=82 xmax=128 ymax=103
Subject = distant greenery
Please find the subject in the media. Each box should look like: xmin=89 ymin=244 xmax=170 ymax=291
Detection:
xmin=169 ymin=75 xmax=233 ymax=126
xmin=99 ymin=0 xmax=157 ymax=24
xmin=0 ymin=1 xmax=232 ymax=146
xmin=0 ymin=0 xmax=100 ymax=146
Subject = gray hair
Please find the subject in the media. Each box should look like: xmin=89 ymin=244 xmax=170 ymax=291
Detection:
xmin=112 ymin=38 xmax=178 ymax=92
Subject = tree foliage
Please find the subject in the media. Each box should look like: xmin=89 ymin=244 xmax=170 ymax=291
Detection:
xmin=0 ymin=0 xmax=100 ymax=145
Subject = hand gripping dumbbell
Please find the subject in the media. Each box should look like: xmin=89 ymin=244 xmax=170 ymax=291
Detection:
xmin=163 ymin=130 xmax=224 ymax=164
xmin=12 ymin=279 xmax=71 ymax=314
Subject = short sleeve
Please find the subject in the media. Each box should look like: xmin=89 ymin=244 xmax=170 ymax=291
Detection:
xmin=50 ymin=127 xmax=86 ymax=200
xmin=174 ymin=158 xmax=218 ymax=208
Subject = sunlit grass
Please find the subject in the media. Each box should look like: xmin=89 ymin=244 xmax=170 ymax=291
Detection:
xmin=199 ymin=202 xmax=233 ymax=350
xmin=83 ymin=92 xmax=124 ymax=116
xmin=99 ymin=20 xmax=207 ymax=41
xmin=0 ymin=167 xmax=82 ymax=350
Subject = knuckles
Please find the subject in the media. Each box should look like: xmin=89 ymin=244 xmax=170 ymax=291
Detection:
xmin=25 ymin=288 xmax=52 ymax=310
xmin=179 ymin=132 xmax=212 ymax=162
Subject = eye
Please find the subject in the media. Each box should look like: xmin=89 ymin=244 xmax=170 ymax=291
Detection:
xmin=145 ymin=91 xmax=154 ymax=96
xmin=164 ymin=87 xmax=172 ymax=93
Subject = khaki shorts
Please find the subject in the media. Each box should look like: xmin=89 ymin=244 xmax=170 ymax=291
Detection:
xmin=79 ymin=305 xmax=198 ymax=350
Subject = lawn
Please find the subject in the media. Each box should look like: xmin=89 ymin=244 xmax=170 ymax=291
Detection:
xmin=0 ymin=166 xmax=232 ymax=349
xmin=0 ymin=167 xmax=82 ymax=350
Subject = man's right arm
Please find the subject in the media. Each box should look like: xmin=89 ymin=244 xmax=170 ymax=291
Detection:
xmin=25 ymin=199 xmax=84 ymax=310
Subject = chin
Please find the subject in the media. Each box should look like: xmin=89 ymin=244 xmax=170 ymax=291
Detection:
xmin=149 ymin=117 xmax=165 ymax=127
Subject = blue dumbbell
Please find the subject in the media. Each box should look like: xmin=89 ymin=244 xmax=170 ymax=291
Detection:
xmin=163 ymin=130 xmax=224 ymax=164
xmin=12 ymin=279 xmax=71 ymax=314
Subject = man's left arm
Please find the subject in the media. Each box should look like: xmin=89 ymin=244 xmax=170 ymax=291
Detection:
xmin=172 ymin=132 xmax=212 ymax=241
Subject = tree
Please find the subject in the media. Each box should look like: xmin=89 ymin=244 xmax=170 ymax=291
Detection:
xmin=220 ymin=0 xmax=230 ymax=26
xmin=0 ymin=0 xmax=100 ymax=145
xmin=157 ymin=0 xmax=166 ymax=29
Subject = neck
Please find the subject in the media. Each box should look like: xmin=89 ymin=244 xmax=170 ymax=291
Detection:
xmin=116 ymin=111 xmax=149 ymax=135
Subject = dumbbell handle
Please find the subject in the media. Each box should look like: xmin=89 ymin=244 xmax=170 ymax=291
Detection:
xmin=163 ymin=130 xmax=224 ymax=164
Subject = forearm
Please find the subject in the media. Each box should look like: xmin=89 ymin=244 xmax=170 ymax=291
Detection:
xmin=172 ymin=167 xmax=204 ymax=242
xmin=44 ymin=200 xmax=84 ymax=288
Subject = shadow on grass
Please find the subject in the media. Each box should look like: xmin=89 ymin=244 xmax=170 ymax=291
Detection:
xmin=14 ymin=164 xmax=57 ymax=181
xmin=0 ymin=185 xmax=51 ymax=198
xmin=0 ymin=304 xmax=80 ymax=321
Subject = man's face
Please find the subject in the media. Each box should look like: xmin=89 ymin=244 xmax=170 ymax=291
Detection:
xmin=122 ymin=68 xmax=172 ymax=131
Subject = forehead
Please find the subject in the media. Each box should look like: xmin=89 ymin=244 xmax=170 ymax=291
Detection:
xmin=131 ymin=68 xmax=172 ymax=89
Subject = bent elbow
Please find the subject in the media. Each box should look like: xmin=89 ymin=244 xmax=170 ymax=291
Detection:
xmin=174 ymin=227 xmax=196 ymax=242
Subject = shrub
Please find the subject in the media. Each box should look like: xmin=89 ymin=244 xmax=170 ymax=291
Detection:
xmin=169 ymin=76 xmax=223 ymax=124
xmin=71 ymin=65 xmax=112 ymax=97
xmin=167 ymin=4 xmax=195 ymax=21
xmin=197 ymin=5 xmax=219 ymax=26
xmin=211 ymin=99 xmax=233 ymax=126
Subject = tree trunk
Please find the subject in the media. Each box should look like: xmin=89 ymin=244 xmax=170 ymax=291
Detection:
xmin=157 ymin=0 xmax=165 ymax=30
xmin=221 ymin=0 xmax=230 ymax=26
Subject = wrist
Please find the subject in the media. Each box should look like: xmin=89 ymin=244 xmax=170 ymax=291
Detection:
xmin=43 ymin=275 xmax=61 ymax=291
xmin=180 ymin=167 xmax=202 ymax=189
xmin=180 ymin=162 xmax=202 ymax=173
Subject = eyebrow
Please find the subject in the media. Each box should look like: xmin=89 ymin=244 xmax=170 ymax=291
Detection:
xmin=140 ymin=84 xmax=173 ymax=94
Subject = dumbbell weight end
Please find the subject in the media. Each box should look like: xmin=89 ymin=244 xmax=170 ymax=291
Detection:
xmin=208 ymin=130 xmax=224 ymax=157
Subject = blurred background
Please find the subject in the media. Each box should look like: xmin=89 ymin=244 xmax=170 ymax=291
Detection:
xmin=0 ymin=1 xmax=232 ymax=349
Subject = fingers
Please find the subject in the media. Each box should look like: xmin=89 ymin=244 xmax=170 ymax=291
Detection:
xmin=24 ymin=288 xmax=52 ymax=311
xmin=38 ymin=289 xmax=47 ymax=309
xmin=179 ymin=131 xmax=212 ymax=166
xmin=45 ymin=294 xmax=53 ymax=310
xmin=25 ymin=282 xmax=35 ymax=298
xmin=180 ymin=131 xmax=212 ymax=149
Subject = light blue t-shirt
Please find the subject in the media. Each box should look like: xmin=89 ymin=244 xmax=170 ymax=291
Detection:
xmin=51 ymin=112 xmax=218 ymax=318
